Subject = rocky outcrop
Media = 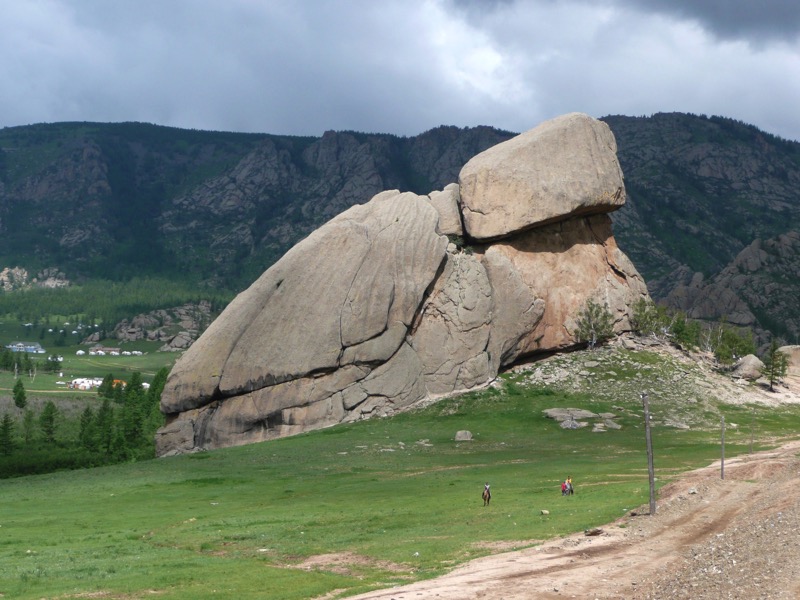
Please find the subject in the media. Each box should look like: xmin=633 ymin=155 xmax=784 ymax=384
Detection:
xmin=0 ymin=266 xmax=69 ymax=291
xmin=110 ymin=302 xmax=213 ymax=346
xmin=156 ymin=113 xmax=648 ymax=456
xmin=663 ymin=231 xmax=800 ymax=347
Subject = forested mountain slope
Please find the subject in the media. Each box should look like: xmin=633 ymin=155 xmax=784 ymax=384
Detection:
xmin=1 ymin=114 xmax=798 ymax=342
xmin=605 ymin=114 xmax=800 ymax=343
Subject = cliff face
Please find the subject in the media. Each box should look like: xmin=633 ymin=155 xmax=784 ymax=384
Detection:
xmin=154 ymin=114 xmax=648 ymax=455
xmin=0 ymin=122 xmax=511 ymax=286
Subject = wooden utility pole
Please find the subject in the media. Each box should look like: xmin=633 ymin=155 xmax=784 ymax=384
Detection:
xmin=641 ymin=392 xmax=656 ymax=516
xmin=721 ymin=416 xmax=725 ymax=480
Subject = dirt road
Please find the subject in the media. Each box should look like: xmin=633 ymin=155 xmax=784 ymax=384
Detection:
xmin=349 ymin=439 xmax=800 ymax=600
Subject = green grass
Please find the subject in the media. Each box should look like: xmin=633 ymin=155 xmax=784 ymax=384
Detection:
xmin=3 ymin=372 xmax=799 ymax=599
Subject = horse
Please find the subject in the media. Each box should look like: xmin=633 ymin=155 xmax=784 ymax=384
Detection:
xmin=482 ymin=484 xmax=491 ymax=506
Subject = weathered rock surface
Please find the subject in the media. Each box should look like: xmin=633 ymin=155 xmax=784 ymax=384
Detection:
xmin=543 ymin=408 xmax=600 ymax=421
xmin=104 ymin=302 xmax=213 ymax=348
xmin=459 ymin=113 xmax=625 ymax=240
xmin=156 ymin=113 xmax=647 ymax=456
xmin=428 ymin=183 xmax=463 ymax=236
xmin=780 ymin=345 xmax=800 ymax=375
xmin=0 ymin=266 xmax=69 ymax=291
xmin=160 ymin=190 xmax=446 ymax=415
xmin=732 ymin=354 xmax=764 ymax=381
xmin=484 ymin=214 xmax=646 ymax=353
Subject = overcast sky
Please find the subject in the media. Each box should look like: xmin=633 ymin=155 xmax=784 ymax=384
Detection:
xmin=2 ymin=0 xmax=799 ymax=141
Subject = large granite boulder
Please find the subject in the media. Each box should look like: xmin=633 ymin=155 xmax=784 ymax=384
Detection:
xmin=160 ymin=189 xmax=447 ymax=417
xmin=732 ymin=354 xmax=764 ymax=381
xmin=459 ymin=113 xmax=625 ymax=240
xmin=156 ymin=113 xmax=648 ymax=456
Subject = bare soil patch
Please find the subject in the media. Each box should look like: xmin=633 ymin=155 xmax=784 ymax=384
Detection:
xmin=295 ymin=552 xmax=413 ymax=577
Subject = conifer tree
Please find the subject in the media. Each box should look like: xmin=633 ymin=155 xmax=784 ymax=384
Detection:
xmin=96 ymin=398 xmax=115 ymax=455
xmin=13 ymin=378 xmax=27 ymax=409
xmin=763 ymin=340 xmax=789 ymax=392
xmin=121 ymin=373 xmax=146 ymax=448
xmin=79 ymin=406 xmax=98 ymax=451
xmin=22 ymin=409 xmax=35 ymax=444
xmin=0 ymin=413 xmax=15 ymax=455
xmin=39 ymin=400 xmax=59 ymax=443
xmin=98 ymin=373 xmax=115 ymax=398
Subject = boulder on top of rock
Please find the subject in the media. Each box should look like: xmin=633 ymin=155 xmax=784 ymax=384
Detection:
xmin=156 ymin=112 xmax=648 ymax=456
xmin=459 ymin=113 xmax=625 ymax=240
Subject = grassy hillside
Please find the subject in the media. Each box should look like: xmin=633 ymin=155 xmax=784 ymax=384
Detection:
xmin=3 ymin=346 xmax=799 ymax=599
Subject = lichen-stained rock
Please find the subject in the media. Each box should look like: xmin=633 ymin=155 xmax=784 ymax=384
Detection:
xmin=487 ymin=214 xmax=648 ymax=353
xmin=459 ymin=113 xmax=625 ymax=240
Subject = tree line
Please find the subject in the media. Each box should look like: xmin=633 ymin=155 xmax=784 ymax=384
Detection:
xmin=0 ymin=367 xmax=169 ymax=478
xmin=0 ymin=277 xmax=232 ymax=329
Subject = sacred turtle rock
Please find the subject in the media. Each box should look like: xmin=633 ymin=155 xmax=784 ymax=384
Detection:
xmin=156 ymin=113 xmax=648 ymax=456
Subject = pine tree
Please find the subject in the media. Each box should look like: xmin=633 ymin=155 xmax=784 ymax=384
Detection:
xmin=98 ymin=373 xmax=115 ymax=398
xmin=121 ymin=373 xmax=146 ymax=448
xmin=79 ymin=406 xmax=98 ymax=451
xmin=13 ymin=378 xmax=27 ymax=409
xmin=96 ymin=398 xmax=115 ymax=455
xmin=0 ymin=413 xmax=15 ymax=455
xmin=112 ymin=379 xmax=125 ymax=404
xmin=22 ymin=409 xmax=35 ymax=444
xmin=763 ymin=340 xmax=789 ymax=392
xmin=39 ymin=400 xmax=59 ymax=443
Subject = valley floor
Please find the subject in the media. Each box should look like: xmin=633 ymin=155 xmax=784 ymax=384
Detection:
xmin=346 ymin=438 xmax=800 ymax=600
xmin=345 ymin=349 xmax=800 ymax=600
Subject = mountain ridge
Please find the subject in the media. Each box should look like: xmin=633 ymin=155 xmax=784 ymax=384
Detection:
xmin=1 ymin=113 xmax=798 ymax=343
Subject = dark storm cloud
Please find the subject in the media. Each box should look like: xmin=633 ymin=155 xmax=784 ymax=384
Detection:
xmin=1 ymin=1 xmax=799 ymax=142
xmin=621 ymin=0 xmax=800 ymax=43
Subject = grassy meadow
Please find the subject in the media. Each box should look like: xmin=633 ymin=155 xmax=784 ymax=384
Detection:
xmin=3 ymin=355 xmax=799 ymax=600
